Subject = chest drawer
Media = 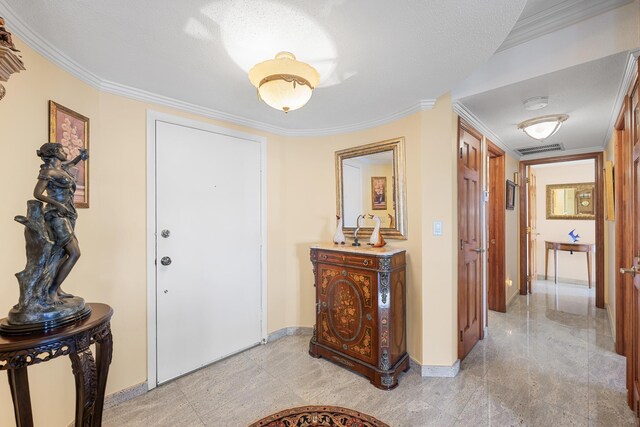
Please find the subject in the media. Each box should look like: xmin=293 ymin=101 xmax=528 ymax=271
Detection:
xmin=315 ymin=250 xmax=378 ymax=269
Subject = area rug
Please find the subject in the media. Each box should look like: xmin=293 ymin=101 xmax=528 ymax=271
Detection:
xmin=248 ymin=405 xmax=390 ymax=427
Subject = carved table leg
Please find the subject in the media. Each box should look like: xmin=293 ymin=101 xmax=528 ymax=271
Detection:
xmin=70 ymin=348 xmax=97 ymax=427
xmin=93 ymin=330 xmax=113 ymax=427
xmin=545 ymin=247 xmax=549 ymax=280
xmin=586 ymin=251 xmax=592 ymax=289
xmin=7 ymin=368 xmax=33 ymax=427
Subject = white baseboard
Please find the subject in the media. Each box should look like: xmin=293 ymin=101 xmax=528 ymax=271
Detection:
xmin=506 ymin=289 xmax=519 ymax=307
xmin=411 ymin=357 xmax=460 ymax=377
xmin=605 ymin=302 xmax=616 ymax=342
xmin=267 ymin=327 xmax=313 ymax=342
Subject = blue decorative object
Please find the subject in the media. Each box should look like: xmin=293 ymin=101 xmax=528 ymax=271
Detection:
xmin=568 ymin=229 xmax=580 ymax=242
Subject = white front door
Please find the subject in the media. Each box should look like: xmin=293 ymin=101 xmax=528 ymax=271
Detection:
xmin=155 ymin=120 xmax=262 ymax=384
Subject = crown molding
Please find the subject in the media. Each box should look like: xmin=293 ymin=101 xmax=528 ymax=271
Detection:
xmin=453 ymin=102 xmax=520 ymax=159
xmin=601 ymin=49 xmax=640 ymax=150
xmin=498 ymin=0 xmax=633 ymax=52
xmin=0 ymin=0 xmax=435 ymax=138
xmin=99 ymin=79 xmax=292 ymax=135
xmin=282 ymin=99 xmax=437 ymax=137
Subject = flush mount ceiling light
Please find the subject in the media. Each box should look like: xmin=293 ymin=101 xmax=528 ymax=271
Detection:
xmin=517 ymin=114 xmax=569 ymax=141
xmin=248 ymin=52 xmax=320 ymax=113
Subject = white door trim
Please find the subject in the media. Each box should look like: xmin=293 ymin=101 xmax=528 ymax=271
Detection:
xmin=146 ymin=110 xmax=268 ymax=390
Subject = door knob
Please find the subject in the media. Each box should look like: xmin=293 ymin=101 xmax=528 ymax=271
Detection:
xmin=160 ymin=256 xmax=172 ymax=266
xmin=620 ymin=267 xmax=638 ymax=276
xmin=473 ymin=248 xmax=486 ymax=253
xmin=161 ymin=229 xmax=171 ymax=238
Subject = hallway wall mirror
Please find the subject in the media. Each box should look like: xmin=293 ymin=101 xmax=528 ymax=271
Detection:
xmin=336 ymin=137 xmax=407 ymax=239
xmin=546 ymin=182 xmax=595 ymax=220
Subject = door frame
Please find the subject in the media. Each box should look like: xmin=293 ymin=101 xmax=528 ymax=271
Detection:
xmin=457 ymin=118 xmax=484 ymax=360
xmin=615 ymin=98 xmax=631 ymax=357
xmin=487 ymin=141 xmax=506 ymax=313
xmin=518 ymin=152 xmax=605 ymax=308
xmin=145 ymin=110 xmax=268 ymax=389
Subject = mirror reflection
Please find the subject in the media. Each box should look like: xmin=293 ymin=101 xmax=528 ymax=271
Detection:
xmin=546 ymin=182 xmax=595 ymax=220
xmin=342 ymin=151 xmax=395 ymax=227
xmin=336 ymin=137 xmax=407 ymax=240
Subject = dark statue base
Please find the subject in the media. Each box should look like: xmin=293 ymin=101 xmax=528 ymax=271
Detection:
xmin=0 ymin=301 xmax=91 ymax=336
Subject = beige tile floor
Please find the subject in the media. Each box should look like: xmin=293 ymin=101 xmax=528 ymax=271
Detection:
xmin=103 ymin=280 xmax=634 ymax=426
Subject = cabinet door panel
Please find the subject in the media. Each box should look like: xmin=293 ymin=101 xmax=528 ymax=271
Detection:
xmin=317 ymin=264 xmax=377 ymax=364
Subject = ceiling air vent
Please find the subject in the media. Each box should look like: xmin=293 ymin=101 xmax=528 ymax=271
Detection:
xmin=516 ymin=143 xmax=565 ymax=156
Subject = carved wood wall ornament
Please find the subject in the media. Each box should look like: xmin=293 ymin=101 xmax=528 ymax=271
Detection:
xmin=0 ymin=17 xmax=25 ymax=101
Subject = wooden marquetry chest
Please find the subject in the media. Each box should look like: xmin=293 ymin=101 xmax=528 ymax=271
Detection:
xmin=308 ymin=244 xmax=409 ymax=390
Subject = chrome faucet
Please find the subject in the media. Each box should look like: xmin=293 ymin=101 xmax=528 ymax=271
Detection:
xmin=352 ymin=214 xmax=365 ymax=246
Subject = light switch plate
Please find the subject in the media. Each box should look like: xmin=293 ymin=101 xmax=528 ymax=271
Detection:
xmin=433 ymin=221 xmax=443 ymax=236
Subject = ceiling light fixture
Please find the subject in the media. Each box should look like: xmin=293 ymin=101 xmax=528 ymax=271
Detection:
xmin=248 ymin=52 xmax=320 ymax=113
xmin=517 ymin=114 xmax=569 ymax=141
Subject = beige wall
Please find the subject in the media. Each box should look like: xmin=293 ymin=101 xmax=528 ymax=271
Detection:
xmin=282 ymin=97 xmax=460 ymax=367
xmin=532 ymin=162 xmax=596 ymax=284
xmin=282 ymin=112 xmax=424 ymax=361
xmin=420 ymin=99 xmax=459 ymax=366
xmin=0 ymin=39 xmax=463 ymax=425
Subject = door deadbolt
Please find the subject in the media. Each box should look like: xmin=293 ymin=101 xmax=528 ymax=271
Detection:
xmin=161 ymin=229 xmax=171 ymax=238
xmin=160 ymin=256 xmax=172 ymax=266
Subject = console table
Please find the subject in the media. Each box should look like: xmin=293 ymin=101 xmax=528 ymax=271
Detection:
xmin=0 ymin=303 xmax=113 ymax=427
xmin=544 ymin=241 xmax=595 ymax=288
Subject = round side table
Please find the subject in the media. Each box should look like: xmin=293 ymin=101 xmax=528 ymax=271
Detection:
xmin=0 ymin=303 xmax=113 ymax=427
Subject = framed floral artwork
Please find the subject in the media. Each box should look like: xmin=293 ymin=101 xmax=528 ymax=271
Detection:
xmin=49 ymin=100 xmax=89 ymax=208
xmin=371 ymin=176 xmax=387 ymax=210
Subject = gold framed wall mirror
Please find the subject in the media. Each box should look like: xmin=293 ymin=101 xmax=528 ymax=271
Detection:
xmin=546 ymin=182 xmax=595 ymax=220
xmin=336 ymin=137 xmax=407 ymax=240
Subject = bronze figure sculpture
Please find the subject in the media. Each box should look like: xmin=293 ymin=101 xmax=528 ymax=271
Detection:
xmin=0 ymin=142 xmax=91 ymax=334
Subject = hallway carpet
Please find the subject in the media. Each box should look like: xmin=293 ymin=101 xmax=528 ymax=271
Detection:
xmin=103 ymin=280 xmax=634 ymax=426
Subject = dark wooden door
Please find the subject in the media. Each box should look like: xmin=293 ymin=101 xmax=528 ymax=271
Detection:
xmin=632 ymin=80 xmax=640 ymax=418
xmin=487 ymin=143 xmax=506 ymax=313
xmin=458 ymin=121 xmax=483 ymax=359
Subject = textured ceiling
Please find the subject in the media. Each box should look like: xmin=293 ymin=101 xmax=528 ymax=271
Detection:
xmin=458 ymin=52 xmax=629 ymax=154
xmin=0 ymin=0 xmax=527 ymax=133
